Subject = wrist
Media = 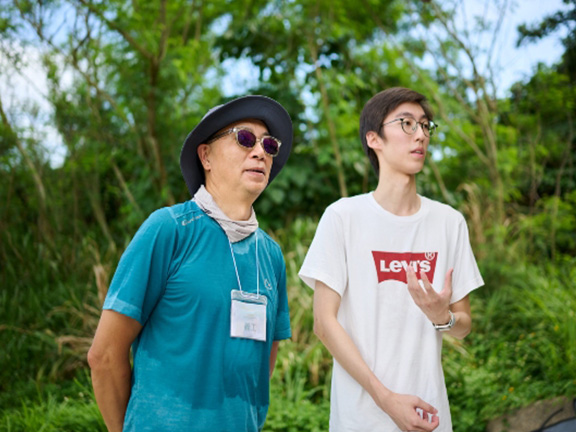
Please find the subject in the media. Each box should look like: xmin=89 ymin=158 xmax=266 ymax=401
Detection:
xmin=375 ymin=388 xmax=397 ymax=415
xmin=432 ymin=310 xmax=455 ymax=332
xmin=433 ymin=310 xmax=451 ymax=325
xmin=367 ymin=375 xmax=393 ymax=410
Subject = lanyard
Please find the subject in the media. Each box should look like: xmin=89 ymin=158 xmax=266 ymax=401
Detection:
xmin=228 ymin=232 xmax=260 ymax=298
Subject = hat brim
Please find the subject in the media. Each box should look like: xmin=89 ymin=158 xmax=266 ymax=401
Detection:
xmin=180 ymin=95 xmax=293 ymax=197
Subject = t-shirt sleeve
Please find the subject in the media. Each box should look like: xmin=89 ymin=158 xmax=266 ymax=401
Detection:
xmin=450 ymin=215 xmax=484 ymax=304
xmin=298 ymin=205 xmax=348 ymax=296
xmin=103 ymin=208 xmax=177 ymax=325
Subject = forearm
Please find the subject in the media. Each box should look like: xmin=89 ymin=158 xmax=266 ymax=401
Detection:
xmin=269 ymin=341 xmax=280 ymax=379
xmin=88 ymin=310 xmax=142 ymax=432
xmin=444 ymin=309 xmax=471 ymax=339
xmin=91 ymin=361 xmax=132 ymax=432
xmin=314 ymin=312 xmax=392 ymax=406
xmin=438 ymin=296 xmax=472 ymax=340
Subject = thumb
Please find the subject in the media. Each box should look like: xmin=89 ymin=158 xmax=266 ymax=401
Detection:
xmin=416 ymin=398 xmax=438 ymax=416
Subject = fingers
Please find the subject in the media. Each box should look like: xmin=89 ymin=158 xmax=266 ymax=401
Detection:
xmin=421 ymin=414 xmax=440 ymax=432
xmin=417 ymin=399 xmax=438 ymax=416
xmin=420 ymin=268 xmax=454 ymax=298
xmin=413 ymin=401 xmax=440 ymax=432
xmin=406 ymin=266 xmax=422 ymax=296
xmin=407 ymin=266 xmax=435 ymax=307
xmin=419 ymin=270 xmax=433 ymax=292
xmin=415 ymin=411 xmax=440 ymax=432
xmin=406 ymin=264 xmax=418 ymax=283
xmin=387 ymin=393 xmax=440 ymax=432
xmin=407 ymin=266 xmax=429 ymax=291
xmin=443 ymin=268 xmax=454 ymax=294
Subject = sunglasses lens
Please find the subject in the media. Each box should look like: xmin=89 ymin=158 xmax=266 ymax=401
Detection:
xmin=262 ymin=137 xmax=280 ymax=156
xmin=236 ymin=129 xmax=257 ymax=148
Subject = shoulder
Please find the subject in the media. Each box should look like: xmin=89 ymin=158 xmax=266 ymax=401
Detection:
xmin=324 ymin=193 xmax=372 ymax=218
xmin=161 ymin=200 xmax=206 ymax=225
xmin=257 ymin=229 xmax=283 ymax=258
xmin=421 ymin=196 xmax=466 ymax=223
xmin=137 ymin=200 xmax=209 ymax=238
xmin=149 ymin=200 xmax=216 ymax=229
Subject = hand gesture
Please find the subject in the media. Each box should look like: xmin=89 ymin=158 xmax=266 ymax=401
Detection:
xmin=406 ymin=266 xmax=453 ymax=325
xmin=381 ymin=393 xmax=439 ymax=432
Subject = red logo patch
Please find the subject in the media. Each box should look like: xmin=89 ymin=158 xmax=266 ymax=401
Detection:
xmin=371 ymin=251 xmax=438 ymax=284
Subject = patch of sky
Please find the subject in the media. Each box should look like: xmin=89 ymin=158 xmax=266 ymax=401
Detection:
xmin=210 ymin=13 xmax=232 ymax=36
xmin=0 ymin=41 xmax=71 ymax=168
xmin=220 ymin=57 xmax=261 ymax=97
xmin=408 ymin=0 xmax=569 ymax=98
xmin=1 ymin=2 xmax=82 ymax=168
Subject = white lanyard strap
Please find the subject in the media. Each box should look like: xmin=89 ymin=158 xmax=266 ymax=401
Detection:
xmin=228 ymin=232 xmax=260 ymax=297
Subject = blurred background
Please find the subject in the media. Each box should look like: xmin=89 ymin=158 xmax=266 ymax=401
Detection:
xmin=1 ymin=0 xmax=575 ymax=430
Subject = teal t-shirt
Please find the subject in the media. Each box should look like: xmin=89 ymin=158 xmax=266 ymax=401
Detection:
xmin=103 ymin=201 xmax=291 ymax=431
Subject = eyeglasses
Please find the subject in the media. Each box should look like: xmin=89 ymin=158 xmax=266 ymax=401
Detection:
xmin=381 ymin=118 xmax=438 ymax=137
xmin=206 ymin=127 xmax=282 ymax=157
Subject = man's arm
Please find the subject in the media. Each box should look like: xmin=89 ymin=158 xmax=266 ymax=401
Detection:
xmin=446 ymin=295 xmax=472 ymax=339
xmin=87 ymin=310 xmax=142 ymax=432
xmin=269 ymin=341 xmax=280 ymax=379
xmin=313 ymin=281 xmax=440 ymax=432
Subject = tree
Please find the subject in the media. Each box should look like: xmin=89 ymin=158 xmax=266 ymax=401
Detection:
xmin=508 ymin=0 xmax=576 ymax=260
xmin=517 ymin=0 xmax=576 ymax=82
xmin=0 ymin=0 xmax=235 ymax=389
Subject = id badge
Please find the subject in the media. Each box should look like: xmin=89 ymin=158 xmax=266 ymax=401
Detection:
xmin=230 ymin=290 xmax=267 ymax=341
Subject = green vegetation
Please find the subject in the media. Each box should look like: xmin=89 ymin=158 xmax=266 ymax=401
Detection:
xmin=1 ymin=223 xmax=574 ymax=431
xmin=1 ymin=0 xmax=575 ymax=431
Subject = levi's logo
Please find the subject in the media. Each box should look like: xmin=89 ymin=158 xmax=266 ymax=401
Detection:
xmin=371 ymin=251 xmax=438 ymax=284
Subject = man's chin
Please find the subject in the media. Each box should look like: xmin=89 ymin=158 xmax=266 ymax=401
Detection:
xmin=242 ymin=182 xmax=268 ymax=201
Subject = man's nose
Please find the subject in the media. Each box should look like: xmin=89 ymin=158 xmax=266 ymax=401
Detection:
xmin=249 ymin=140 xmax=266 ymax=159
xmin=414 ymin=123 xmax=427 ymax=139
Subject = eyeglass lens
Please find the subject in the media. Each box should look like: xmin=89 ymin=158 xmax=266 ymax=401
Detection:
xmin=236 ymin=129 xmax=280 ymax=156
xmin=401 ymin=119 xmax=434 ymax=137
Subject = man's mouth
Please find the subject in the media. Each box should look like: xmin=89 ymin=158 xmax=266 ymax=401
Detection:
xmin=245 ymin=168 xmax=266 ymax=175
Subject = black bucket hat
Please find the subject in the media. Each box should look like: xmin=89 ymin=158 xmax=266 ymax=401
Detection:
xmin=180 ymin=95 xmax=293 ymax=197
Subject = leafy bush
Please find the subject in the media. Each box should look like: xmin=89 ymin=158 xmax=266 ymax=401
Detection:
xmin=445 ymin=257 xmax=576 ymax=431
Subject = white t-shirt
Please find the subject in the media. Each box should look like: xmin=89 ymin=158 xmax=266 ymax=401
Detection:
xmin=299 ymin=193 xmax=484 ymax=432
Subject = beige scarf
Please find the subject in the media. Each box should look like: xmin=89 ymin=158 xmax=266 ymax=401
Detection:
xmin=193 ymin=185 xmax=259 ymax=243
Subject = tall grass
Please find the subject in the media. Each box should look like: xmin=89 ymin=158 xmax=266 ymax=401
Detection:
xmin=1 ymin=216 xmax=575 ymax=431
xmin=444 ymin=257 xmax=576 ymax=431
xmin=0 ymin=375 xmax=105 ymax=432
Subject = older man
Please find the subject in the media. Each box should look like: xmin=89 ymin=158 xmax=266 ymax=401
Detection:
xmin=88 ymin=96 xmax=293 ymax=432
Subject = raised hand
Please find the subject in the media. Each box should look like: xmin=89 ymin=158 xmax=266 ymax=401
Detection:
xmin=406 ymin=266 xmax=453 ymax=325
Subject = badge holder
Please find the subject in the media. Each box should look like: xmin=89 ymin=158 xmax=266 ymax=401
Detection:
xmin=230 ymin=290 xmax=267 ymax=341
xmin=228 ymin=233 xmax=268 ymax=342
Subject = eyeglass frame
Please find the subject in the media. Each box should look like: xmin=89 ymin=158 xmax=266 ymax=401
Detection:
xmin=380 ymin=118 xmax=438 ymax=137
xmin=205 ymin=127 xmax=282 ymax=157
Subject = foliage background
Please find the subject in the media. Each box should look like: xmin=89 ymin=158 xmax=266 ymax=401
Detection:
xmin=1 ymin=0 xmax=575 ymax=431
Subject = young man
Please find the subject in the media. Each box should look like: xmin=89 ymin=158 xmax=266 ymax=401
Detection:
xmin=299 ymin=87 xmax=484 ymax=432
xmin=88 ymin=95 xmax=293 ymax=432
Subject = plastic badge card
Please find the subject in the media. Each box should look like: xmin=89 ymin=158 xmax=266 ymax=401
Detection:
xmin=230 ymin=289 xmax=267 ymax=341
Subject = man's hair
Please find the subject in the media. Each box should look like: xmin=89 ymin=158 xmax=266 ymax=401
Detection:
xmin=359 ymin=87 xmax=434 ymax=176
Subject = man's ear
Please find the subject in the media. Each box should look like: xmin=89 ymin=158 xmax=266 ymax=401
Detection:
xmin=197 ymin=144 xmax=211 ymax=171
xmin=366 ymin=130 xmax=383 ymax=150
